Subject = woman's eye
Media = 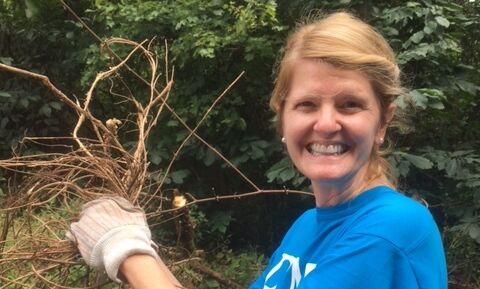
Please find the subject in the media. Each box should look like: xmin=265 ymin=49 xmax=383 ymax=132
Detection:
xmin=296 ymin=101 xmax=315 ymax=109
xmin=340 ymin=101 xmax=363 ymax=111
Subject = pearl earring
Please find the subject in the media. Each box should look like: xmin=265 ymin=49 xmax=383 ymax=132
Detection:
xmin=281 ymin=137 xmax=286 ymax=143
xmin=379 ymin=137 xmax=384 ymax=144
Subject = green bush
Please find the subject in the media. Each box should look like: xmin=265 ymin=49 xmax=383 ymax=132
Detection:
xmin=1 ymin=0 xmax=478 ymax=287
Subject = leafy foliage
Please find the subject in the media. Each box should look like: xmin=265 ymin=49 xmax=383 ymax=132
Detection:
xmin=372 ymin=2 xmax=480 ymax=287
xmin=1 ymin=0 xmax=479 ymax=287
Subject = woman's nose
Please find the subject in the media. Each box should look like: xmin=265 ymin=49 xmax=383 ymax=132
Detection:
xmin=312 ymin=107 xmax=341 ymax=134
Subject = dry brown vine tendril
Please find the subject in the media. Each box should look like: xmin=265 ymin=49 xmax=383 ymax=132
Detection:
xmin=0 ymin=38 xmax=170 ymax=288
xmin=0 ymin=37 xmax=312 ymax=288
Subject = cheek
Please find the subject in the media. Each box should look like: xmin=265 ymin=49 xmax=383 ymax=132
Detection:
xmin=347 ymin=116 xmax=381 ymax=146
xmin=280 ymin=111 xmax=293 ymax=137
xmin=281 ymin=115 xmax=306 ymax=157
xmin=281 ymin=113 xmax=306 ymax=140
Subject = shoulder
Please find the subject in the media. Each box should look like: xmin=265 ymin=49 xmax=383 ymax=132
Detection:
xmin=363 ymin=187 xmax=433 ymax=224
xmin=281 ymin=208 xmax=317 ymax=237
xmin=352 ymin=187 xmax=439 ymax=251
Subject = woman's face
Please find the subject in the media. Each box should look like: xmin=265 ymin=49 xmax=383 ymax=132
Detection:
xmin=282 ymin=59 xmax=391 ymax=189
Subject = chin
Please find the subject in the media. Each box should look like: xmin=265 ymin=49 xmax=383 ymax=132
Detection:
xmin=303 ymin=170 xmax=349 ymax=184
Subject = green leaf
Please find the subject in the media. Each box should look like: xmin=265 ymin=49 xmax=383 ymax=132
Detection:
xmin=465 ymin=179 xmax=480 ymax=188
xmin=394 ymin=94 xmax=408 ymax=109
xmin=24 ymin=0 xmax=40 ymax=18
xmin=230 ymin=154 xmax=249 ymax=166
xmin=237 ymin=118 xmax=247 ymax=130
xmin=383 ymin=27 xmax=399 ymax=36
xmin=166 ymin=120 xmax=178 ymax=127
xmin=401 ymin=153 xmax=433 ymax=170
xmin=149 ymin=153 xmax=162 ymax=165
xmin=205 ymin=279 xmax=220 ymax=288
xmin=250 ymin=145 xmax=265 ymax=160
xmin=406 ymin=2 xmax=420 ymax=7
xmin=50 ymin=102 xmax=62 ymax=110
xmin=426 ymin=21 xmax=438 ymax=32
xmin=456 ymin=80 xmax=479 ymax=95
xmin=170 ymin=169 xmax=189 ymax=184
xmin=435 ymin=16 xmax=450 ymax=28
xmin=20 ymin=98 xmax=29 ymax=108
xmin=423 ymin=26 xmax=433 ymax=35
xmin=0 ymin=117 xmax=9 ymax=129
xmin=0 ymin=57 xmax=13 ymax=65
xmin=0 ymin=92 xmax=12 ymax=98
xmin=410 ymin=31 xmax=424 ymax=44
xmin=409 ymin=90 xmax=428 ymax=109
xmin=446 ymin=160 xmax=458 ymax=177
xmin=397 ymin=160 xmax=411 ymax=177
xmin=212 ymin=10 xmax=223 ymax=16
xmin=266 ymin=158 xmax=290 ymax=182
xmin=278 ymin=167 xmax=296 ymax=182
xmin=468 ymin=224 xmax=480 ymax=244
xmin=451 ymin=150 xmax=475 ymax=157
xmin=210 ymin=211 xmax=233 ymax=234
xmin=428 ymin=100 xmax=444 ymax=110
xmin=204 ymin=149 xmax=216 ymax=166
xmin=39 ymin=105 xmax=52 ymax=117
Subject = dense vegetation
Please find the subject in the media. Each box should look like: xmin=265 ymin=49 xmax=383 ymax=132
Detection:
xmin=0 ymin=0 xmax=479 ymax=288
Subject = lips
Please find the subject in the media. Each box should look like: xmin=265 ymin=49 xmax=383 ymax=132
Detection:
xmin=307 ymin=143 xmax=349 ymax=156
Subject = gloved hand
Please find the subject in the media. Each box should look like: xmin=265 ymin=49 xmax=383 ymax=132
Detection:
xmin=66 ymin=196 xmax=159 ymax=283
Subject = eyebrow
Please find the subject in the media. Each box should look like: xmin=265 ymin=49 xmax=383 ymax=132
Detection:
xmin=289 ymin=88 xmax=369 ymax=101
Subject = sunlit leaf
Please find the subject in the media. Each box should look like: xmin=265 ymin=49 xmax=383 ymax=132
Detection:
xmin=400 ymin=153 xmax=433 ymax=170
xmin=435 ymin=16 xmax=450 ymax=27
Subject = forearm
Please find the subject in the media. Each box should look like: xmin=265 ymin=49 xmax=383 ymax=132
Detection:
xmin=120 ymin=254 xmax=183 ymax=289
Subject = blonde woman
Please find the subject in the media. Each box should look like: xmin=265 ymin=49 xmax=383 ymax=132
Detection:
xmin=68 ymin=12 xmax=447 ymax=289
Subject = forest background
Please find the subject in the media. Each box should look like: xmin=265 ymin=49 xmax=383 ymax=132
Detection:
xmin=0 ymin=0 xmax=479 ymax=288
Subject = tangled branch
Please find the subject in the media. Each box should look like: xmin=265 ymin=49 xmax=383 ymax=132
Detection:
xmin=0 ymin=38 xmax=312 ymax=288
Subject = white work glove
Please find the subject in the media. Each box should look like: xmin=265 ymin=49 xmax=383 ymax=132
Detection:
xmin=66 ymin=196 xmax=159 ymax=283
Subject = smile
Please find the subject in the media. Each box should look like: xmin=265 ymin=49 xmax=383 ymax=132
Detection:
xmin=307 ymin=143 xmax=349 ymax=156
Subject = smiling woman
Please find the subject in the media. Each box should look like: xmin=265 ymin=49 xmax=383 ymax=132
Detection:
xmin=65 ymin=11 xmax=448 ymax=289
xmin=249 ymin=11 xmax=447 ymax=289
xmin=271 ymin=11 xmax=403 ymax=193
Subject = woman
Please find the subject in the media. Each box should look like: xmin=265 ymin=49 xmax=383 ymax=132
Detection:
xmin=68 ymin=12 xmax=447 ymax=289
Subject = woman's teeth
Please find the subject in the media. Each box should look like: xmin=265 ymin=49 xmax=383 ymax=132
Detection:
xmin=308 ymin=143 xmax=348 ymax=155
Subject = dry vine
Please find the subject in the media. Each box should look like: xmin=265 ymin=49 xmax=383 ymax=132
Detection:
xmin=0 ymin=35 xmax=312 ymax=288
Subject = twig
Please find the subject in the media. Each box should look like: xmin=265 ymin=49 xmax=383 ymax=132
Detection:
xmin=0 ymin=64 xmax=106 ymax=133
xmin=189 ymin=261 xmax=243 ymax=289
xmin=149 ymin=189 xmax=313 ymax=217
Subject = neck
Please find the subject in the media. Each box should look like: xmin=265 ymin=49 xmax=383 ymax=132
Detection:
xmin=311 ymin=171 xmax=392 ymax=207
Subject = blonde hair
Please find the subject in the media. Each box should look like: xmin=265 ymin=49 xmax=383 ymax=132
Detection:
xmin=271 ymin=11 xmax=404 ymax=187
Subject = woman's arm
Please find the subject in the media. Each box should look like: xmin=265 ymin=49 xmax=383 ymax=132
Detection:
xmin=120 ymin=254 xmax=183 ymax=289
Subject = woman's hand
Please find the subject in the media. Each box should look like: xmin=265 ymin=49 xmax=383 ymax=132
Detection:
xmin=66 ymin=197 xmax=170 ymax=285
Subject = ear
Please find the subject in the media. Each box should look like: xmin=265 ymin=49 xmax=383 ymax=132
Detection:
xmin=376 ymin=103 xmax=396 ymax=144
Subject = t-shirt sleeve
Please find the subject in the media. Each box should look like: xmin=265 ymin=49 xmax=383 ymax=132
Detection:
xmin=301 ymin=233 xmax=418 ymax=289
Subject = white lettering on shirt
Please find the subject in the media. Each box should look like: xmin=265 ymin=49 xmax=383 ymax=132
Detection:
xmin=263 ymin=253 xmax=317 ymax=289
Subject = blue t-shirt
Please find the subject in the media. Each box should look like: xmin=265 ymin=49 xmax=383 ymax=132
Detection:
xmin=249 ymin=186 xmax=447 ymax=289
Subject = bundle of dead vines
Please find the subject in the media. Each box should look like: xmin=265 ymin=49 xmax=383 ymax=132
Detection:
xmin=0 ymin=37 xmax=180 ymax=288
xmin=0 ymin=33 xmax=313 ymax=287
